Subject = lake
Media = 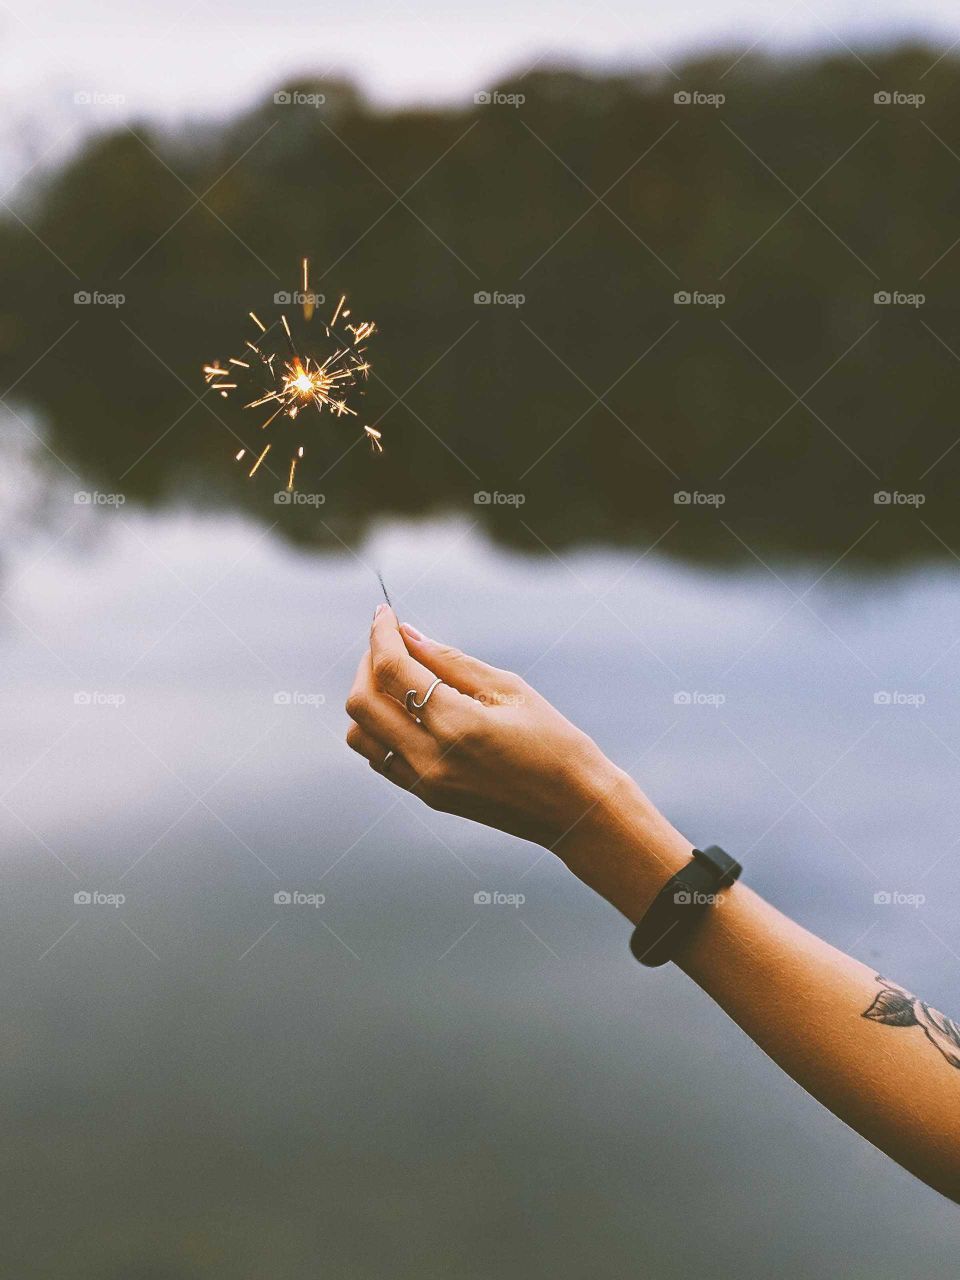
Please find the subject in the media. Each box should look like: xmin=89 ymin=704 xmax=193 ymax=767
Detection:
xmin=1 ymin=469 xmax=957 ymax=1276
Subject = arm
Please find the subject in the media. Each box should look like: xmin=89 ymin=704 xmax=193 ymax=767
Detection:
xmin=345 ymin=607 xmax=960 ymax=1202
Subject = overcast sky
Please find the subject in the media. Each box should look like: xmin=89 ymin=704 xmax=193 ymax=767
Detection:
xmin=1 ymin=0 xmax=957 ymax=120
xmin=0 ymin=0 xmax=954 ymax=187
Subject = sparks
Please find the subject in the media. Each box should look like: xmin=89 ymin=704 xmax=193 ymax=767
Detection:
xmin=364 ymin=425 xmax=383 ymax=454
xmin=203 ymin=260 xmax=383 ymax=490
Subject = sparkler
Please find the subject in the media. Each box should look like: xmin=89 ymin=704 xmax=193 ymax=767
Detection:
xmin=203 ymin=259 xmax=382 ymax=492
xmin=203 ymin=261 xmax=395 ymax=611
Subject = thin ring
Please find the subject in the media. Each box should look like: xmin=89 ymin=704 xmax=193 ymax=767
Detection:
xmin=381 ymin=749 xmax=396 ymax=774
xmin=405 ymin=677 xmax=443 ymax=717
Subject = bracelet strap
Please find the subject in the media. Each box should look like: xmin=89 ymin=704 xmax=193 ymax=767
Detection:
xmin=629 ymin=845 xmax=742 ymax=968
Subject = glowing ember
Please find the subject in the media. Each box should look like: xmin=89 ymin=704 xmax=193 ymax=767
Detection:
xmin=203 ymin=258 xmax=382 ymax=490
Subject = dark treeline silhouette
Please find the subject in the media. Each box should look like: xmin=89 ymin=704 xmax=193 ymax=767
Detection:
xmin=3 ymin=46 xmax=960 ymax=564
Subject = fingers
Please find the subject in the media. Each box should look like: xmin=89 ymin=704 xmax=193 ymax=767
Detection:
xmin=368 ymin=605 xmax=436 ymax=701
xmin=369 ymin=606 xmax=474 ymax=733
xmin=399 ymin=623 xmax=526 ymax=704
xmin=346 ymin=653 xmax=430 ymax=754
xmin=345 ymin=723 xmax=421 ymax=791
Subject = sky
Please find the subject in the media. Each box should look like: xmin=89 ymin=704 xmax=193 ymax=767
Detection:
xmin=1 ymin=0 xmax=957 ymax=124
xmin=0 ymin=0 xmax=954 ymax=194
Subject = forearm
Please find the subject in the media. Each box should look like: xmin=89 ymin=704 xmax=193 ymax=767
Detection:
xmin=561 ymin=772 xmax=960 ymax=1202
xmin=348 ymin=618 xmax=959 ymax=1199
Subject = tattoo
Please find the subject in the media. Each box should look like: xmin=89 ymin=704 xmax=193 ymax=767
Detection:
xmin=863 ymin=975 xmax=960 ymax=1070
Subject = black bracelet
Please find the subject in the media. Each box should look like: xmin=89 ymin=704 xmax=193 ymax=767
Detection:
xmin=629 ymin=845 xmax=742 ymax=967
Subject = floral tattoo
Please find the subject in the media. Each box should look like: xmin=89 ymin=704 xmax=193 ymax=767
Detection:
xmin=863 ymin=975 xmax=960 ymax=1070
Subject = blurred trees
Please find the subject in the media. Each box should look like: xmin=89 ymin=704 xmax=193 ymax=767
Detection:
xmin=2 ymin=48 xmax=958 ymax=564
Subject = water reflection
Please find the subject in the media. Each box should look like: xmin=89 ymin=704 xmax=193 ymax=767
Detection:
xmin=5 ymin=53 xmax=960 ymax=568
xmin=1 ymin=496 xmax=957 ymax=1275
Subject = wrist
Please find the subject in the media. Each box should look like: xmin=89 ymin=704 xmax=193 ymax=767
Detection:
xmin=554 ymin=763 xmax=693 ymax=923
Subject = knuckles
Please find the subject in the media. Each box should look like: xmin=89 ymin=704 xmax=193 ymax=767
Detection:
xmin=446 ymin=720 xmax=480 ymax=755
xmin=411 ymin=755 xmax=452 ymax=795
xmin=372 ymin=652 xmax=403 ymax=690
xmin=413 ymin=767 xmax=451 ymax=809
xmin=344 ymin=692 xmax=367 ymax=722
xmin=436 ymin=645 xmax=464 ymax=666
xmin=436 ymin=705 xmax=485 ymax=754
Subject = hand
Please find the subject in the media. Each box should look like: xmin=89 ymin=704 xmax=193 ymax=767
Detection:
xmin=345 ymin=607 xmax=693 ymax=920
xmin=345 ymin=606 xmax=625 ymax=851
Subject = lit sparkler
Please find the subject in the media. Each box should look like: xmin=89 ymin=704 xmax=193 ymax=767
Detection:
xmin=204 ymin=259 xmax=381 ymax=491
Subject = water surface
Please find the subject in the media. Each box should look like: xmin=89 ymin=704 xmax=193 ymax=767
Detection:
xmin=2 ymin=495 xmax=957 ymax=1277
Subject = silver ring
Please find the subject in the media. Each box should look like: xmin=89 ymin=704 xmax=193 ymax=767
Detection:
xmin=405 ymin=677 xmax=443 ymax=717
xmin=381 ymin=749 xmax=396 ymax=774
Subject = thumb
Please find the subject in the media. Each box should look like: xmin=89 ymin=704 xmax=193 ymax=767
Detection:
xmin=400 ymin=624 xmax=521 ymax=702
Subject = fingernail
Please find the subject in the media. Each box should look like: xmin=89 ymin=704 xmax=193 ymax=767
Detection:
xmin=401 ymin=624 xmax=428 ymax=643
xmin=373 ymin=603 xmax=387 ymax=620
